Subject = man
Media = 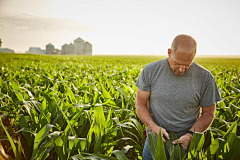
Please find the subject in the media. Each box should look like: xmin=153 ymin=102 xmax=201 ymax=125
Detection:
xmin=135 ymin=34 xmax=221 ymax=159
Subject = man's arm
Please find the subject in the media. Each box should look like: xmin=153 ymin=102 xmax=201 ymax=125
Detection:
xmin=135 ymin=88 xmax=169 ymax=143
xmin=190 ymin=104 xmax=216 ymax=133
xmin=173 ymin=104 xmax=216 ymax=150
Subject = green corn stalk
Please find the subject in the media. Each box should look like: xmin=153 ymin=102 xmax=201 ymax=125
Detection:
xmin=0 ymin=117 xmax=21 ymax=160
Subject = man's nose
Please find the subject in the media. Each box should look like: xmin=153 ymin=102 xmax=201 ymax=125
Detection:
xmin=179 ymin=65 xmax=185 ymax=72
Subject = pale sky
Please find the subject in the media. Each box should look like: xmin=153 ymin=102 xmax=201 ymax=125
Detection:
xmin=0 ymin=0 xmax=240 ymax=55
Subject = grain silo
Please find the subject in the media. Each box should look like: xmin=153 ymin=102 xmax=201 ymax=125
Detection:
xmin=74 ymin=37 xmax=85 ymax=55
xmin=61 ymin=44 xmax=68 ymax=55
xmin=82 ymin=42 xmax=92 ymax=55
xmin=46 ymin=43 xmax=54 ymax=54
xmin=66 ymin=43 xmax=76 ymax=55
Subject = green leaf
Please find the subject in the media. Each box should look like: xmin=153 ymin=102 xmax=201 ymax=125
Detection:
xmin=204 ymin=138 xmax=224 ymax=159
xmin=101 ymin=84 xmax=112 ymax=99
xmin=169 ymin=145 xmax=174 ymax=160
xmin=79 ymin=138 xmax=86 ymax=152
xmin=148 ymin=132 xmax=158 ymax=160
xmin=165 ymin=131 xmax=185 ymax=160
xmin=68 ymin=136 xmax=76 ymax=159
xmin=129 ymin=118 xmax=143 ymax=138
xmin=177 ymin=139 xmax=181 ymax=160
xmin=59 ymin=75 xmax=76 ymax=103
xmin=83 ymin=153 xmax=118 ymax=160
xmin=165 ymin=131 xmax=178 ymax=157
xmin=70 ymin=154 xmax=85 ymax=160
xmin=222 ymin=133 xmax=237 ymax=159
xmin=64 ymin=105 xmax=91 ymax=136
xmin=30 ymin=124 xmax=55 ymax=160
xmin=10 ymin=80 xmax=19 ymax=91
xmin=0 ymin=77 xmax=2 ymax=87
xmin=210 ymin=128 xmax=214 ymax=144
xmin=0 ymin=117 xmax=21 ymax=160
xmin=93 ymin=89 xmax=100 ymax=105
xmin=112 ymin=150 xmax=129 ymax=160
xmin=35 ymin=138 xmax=54 ymax=160
xmin=148 ymin=129 xmax=168 ymax=160
xmin=54 ymin=136 xmax=66 ymax=160
xmin=188 ymin=132 xmax=204 ymax=158
xmin=86 ymin=120 xmax=94 ymax=152
xmin=229 ymin=136 xmax=240 ymax=160
xmin=196 ymin=134 xmax=204 ymax=152
xmin=14 ymin=92 xmax=24 ymax=102
xmin=155 ymin=128 xmax=167 ymax=160
xmin=93 ymin=136 xmax=103 ymax=153
xmin=55 ymin=102 xmax=77 ymax=137
xmin=102 ymin=98 xmax=116 ymax=105
xmin=94 ymin=104 xmax=106 ymax=138
xmin=223 ymin=121 xmax=237 ymax=139
xmin=16 ymin=127 xmax=37 ymax=136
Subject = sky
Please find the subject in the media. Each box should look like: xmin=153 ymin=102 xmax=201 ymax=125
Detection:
xmin=0 ymin=0 xmax=240 ymax=55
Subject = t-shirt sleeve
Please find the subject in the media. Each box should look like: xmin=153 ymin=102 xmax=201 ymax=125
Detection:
xmin=136 ymin=66 xmax=151 ymax=91
xmin=200 ymin=74 xmax=221 ymax=107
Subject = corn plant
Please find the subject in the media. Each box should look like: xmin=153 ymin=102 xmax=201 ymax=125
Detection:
xmin=0 ymin=53 xmax=240 ymax=159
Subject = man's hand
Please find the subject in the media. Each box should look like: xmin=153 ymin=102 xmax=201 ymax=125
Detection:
xmin=151 ymin=126 xmax=170 ymax=143
xmin=172 ymin=133 xmax=192 ymax=150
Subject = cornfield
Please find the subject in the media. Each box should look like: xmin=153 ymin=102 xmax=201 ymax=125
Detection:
xmin=0 ymin=53 xmax=239 ymax=160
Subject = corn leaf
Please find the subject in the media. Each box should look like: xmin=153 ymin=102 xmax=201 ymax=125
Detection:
xmin=10 ymin=80 xmax=19 ymax=91
xmin=94 ymin=104 xmax=106 ymax=138
xmin=155 ymin=128 xmax=167 ymax=160
xmin=30 ymin=124 xmax=55 ymax=160
xmin=223 ymin=121 xmax=237 ymax=139
xmin=148 ymin=132 xmax=158 ymax=160
xmin=112 ymin=150 xmax=129 ymax=160
xmin=0 ymin=117 xmax=21 ymax=160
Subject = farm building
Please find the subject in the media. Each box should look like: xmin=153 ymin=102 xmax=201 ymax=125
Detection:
xmin=74 ymin=37 xmax=85 ymax=55
xmin=82 ymin=42 xmax=92 ymax=55
xmin=41 ymin=50 xmax=46 ymax=54
xmin=61 ymin=44 xmax=68 ymax=55
xmin=0 ymin=48 xmax=15 ymax=53
xmin=28 ymin=37 xmax=93 ymax=55
xmin=61 ymin=37 xmax=93 ymax=55
xmin=61 ymin=43 xmax=76 ymax=55
xmin=28 ymin=47 xmax=42 ymax=54
xmin=46 ymin=43 xmax=55 ymax=54
xmin=53 ymin=49 xmax=61 ymax=54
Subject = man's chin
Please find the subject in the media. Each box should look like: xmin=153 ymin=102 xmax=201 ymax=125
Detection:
xmin=174 ymin=72 xmax=184 ymax=76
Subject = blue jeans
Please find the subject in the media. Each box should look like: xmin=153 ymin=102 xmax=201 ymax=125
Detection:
xmin=142 ymin=137 xmax=189 ymax=160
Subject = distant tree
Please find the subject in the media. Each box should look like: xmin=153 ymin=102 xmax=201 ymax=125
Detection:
xmin=0 ymin=38 xmax=2 ymax=47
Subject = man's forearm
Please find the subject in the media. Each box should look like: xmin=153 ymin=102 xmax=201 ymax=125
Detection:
xmin=189 ymin=112 xmax=214 ymax=133
xmin=173 ymin=105 xmax=215 ymax=150
xmin=136 ymin=103 xmax=158 ymax=131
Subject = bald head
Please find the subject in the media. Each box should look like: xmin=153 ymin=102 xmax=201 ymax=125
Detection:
xmin=171 ymin=34 xmax=197 ymax=56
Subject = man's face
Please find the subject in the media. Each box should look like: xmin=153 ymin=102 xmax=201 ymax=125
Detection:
xmin=168 ymin=46 xmax=195 ymax=76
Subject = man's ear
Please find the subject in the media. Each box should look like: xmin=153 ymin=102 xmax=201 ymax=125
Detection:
xmin=168 ymin=48 xmax=171 ymax=57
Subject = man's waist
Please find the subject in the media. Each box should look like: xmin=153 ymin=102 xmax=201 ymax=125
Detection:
xmin=146 ymin=127 xmax=187 ymax=138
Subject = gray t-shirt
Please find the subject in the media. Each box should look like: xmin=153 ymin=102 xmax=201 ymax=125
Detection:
xmin=136 ymin=58 xmax=221 ymax=137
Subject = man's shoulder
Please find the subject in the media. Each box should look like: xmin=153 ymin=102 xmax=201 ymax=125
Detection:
xmin=144 ymin=58 xmax=167 ymax=70
xmin=192 ymin=62 xmax=213 ymax=78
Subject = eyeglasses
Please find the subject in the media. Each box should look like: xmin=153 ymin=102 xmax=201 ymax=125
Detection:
xmin=171 ymin=58 xmax=192 ymax=68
